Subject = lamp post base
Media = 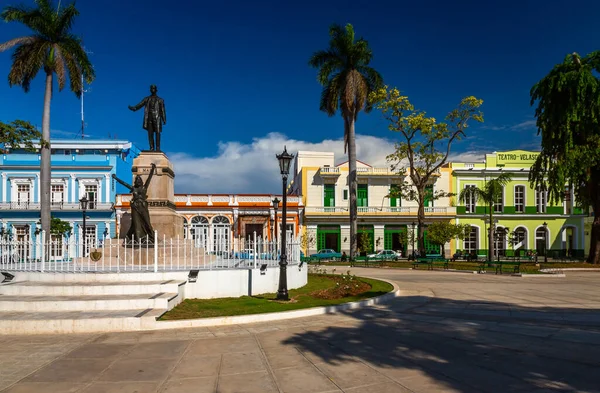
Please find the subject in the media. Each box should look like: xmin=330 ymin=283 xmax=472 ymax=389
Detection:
xmin=276 ymin=289 xmax=289 ymax=301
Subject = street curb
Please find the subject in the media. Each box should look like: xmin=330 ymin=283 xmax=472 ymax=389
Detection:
xmin=150 ymin=277 xmax=400 ymax=330
xmin=541 ymin=268 xmax=600 ymax=272
xmin=512 ymin=273 xmax=566 ymax=278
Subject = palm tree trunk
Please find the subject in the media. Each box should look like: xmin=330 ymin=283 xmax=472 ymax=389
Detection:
xmin=488 ymin=206 xmax=494 ymax=262
xmin=40 ymin=71 xmax=53 ymax=241
xmin=347 ymin=117 xmax=358 ymax=261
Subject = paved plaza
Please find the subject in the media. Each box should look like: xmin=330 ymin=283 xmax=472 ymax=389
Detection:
xmin=1 ymin=270 xmax=600 ymax=393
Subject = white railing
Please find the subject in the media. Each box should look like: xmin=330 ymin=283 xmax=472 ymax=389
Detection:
xmin=319 ymin=167 xmax=340 ymax=174
xmin=0 ymin=231 xmax=301 ymax=273
xmin=305 ymin=206 xmax=455 ymax=214
xmin=356 ymin=167 xmax=394 ymax=175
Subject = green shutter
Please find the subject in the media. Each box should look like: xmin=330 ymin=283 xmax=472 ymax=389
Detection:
xmin=424 ymin=185 xmax=433 ymax=207
xmin=357 ymin=184 xmax=368 ymax=207
xmin=323 ymin=184 xmax=335 ymax=207
xmin=389 ymin=185 xmax=399 ymax=207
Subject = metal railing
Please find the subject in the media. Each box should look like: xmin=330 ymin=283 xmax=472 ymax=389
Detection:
xmin=0 ymin=202 xmax=113 ymax=210
xmin=0 ymin=231 xmax=301 ymax=273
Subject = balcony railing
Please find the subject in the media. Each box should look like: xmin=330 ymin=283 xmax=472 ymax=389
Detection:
xmin=305 ymin=206 xmax=456 ymax=214
xmin=0 ymin=202 xmax=113 ymax=211
xmin=318 ymin=167 xmax=341 ymax=176
xmin=356 ymin=167 xmax=395 ymax=175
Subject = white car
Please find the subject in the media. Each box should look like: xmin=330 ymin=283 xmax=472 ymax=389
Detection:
xmin=367 ymin=250 xmax=401 ymax=260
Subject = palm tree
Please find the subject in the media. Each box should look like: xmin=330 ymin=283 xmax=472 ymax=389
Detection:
xmin=459 ymin=173 xmax=512 ymax=262
xmin=1 ymin=0 xmax=95 ymax=239
xmin=309 ymin=23 xmax=383 ymax=261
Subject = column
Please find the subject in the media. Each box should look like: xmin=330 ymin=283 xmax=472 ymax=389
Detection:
xmin=104 ymin=221 xmax=110 ymax=238
xmin=374 ymin=224 xmax=385 ymax=251
xmin=70 ymin=174 xmax=76 ymax=203
xmin=35 ymin=174 xmax=39 ymax=203
xmin=1 ymin=173 xmax=6 ymax=202
xmin=105 ymin=174 xmax=111 ymax=204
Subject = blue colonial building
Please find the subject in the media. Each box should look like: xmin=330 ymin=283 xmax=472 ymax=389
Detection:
xmin=0 ymin=139 xmax=140 ymax=258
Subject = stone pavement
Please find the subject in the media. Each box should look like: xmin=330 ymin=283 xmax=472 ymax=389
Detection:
xmin=1 ymin=270 xmax=600 ymax=392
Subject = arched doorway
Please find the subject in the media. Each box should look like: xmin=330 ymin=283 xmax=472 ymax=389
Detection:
xmin=212 ymin=216 xmax=230 ymax=254
xmin=535 ymin=226 xmax=549 ymax=256
xmin=190 ymin=216 xmax=209 ymax=249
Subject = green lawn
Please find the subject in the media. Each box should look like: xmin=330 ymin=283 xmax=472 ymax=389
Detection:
xmin=160 ymin=274 xmax=393 ymax=320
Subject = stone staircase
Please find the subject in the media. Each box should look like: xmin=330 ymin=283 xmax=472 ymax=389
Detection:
xmin=0 ymin=272 xmax=188 ymax=335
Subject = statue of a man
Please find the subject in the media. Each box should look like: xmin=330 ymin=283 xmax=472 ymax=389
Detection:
xmin=128 ymin=85 xmax=166 ymax=151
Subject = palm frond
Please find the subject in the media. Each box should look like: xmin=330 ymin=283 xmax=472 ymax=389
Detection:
xmin=319 ymin=72 xmax=343 ymax=116
xmin=53 ymin=45 xmax=66 ymax=90
xmin=8 ymin=39 xmax=48 ymax=92
xmin=59 ymin=48 xmax=82 ymax=96
xmin=56 ymin=3 xmax=79 ymax=34
xmin=0 ymin=36 xmax=36 ymax=52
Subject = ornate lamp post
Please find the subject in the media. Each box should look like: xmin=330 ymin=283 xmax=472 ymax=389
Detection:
xmin=272 ymin=197 xmax=280 ymax=242
xmin=543 ymin=221 xmax=548 ymax=263
xmin=276 ymin=146 xmax=294 ymax=301
xmin=79 ymin=196 xmax=88 ymax=255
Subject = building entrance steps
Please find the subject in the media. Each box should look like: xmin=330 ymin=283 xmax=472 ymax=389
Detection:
xmin=0 ymin=273 xmax=186 ymax=334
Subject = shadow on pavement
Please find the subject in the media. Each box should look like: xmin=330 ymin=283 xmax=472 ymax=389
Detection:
xmin=283 ymin=295 xmax=600 ymax=393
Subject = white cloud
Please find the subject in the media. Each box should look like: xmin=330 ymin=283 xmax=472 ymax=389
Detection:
xmin=168 ymin=133 xmax=490 ymax=194
xmin=168 ymin=133 xmax=395 ymax=194
xmin=511 ymin=120 xmax=537 ymax=130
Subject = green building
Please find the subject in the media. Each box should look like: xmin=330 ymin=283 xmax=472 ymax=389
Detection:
xmin=451 ymin=150 xmax=586 ymax=259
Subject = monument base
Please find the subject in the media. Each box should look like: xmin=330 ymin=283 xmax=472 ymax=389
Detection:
xmin=149 ymin=206 xmax=184 ymax=240
xmin=130 ymin=151 xmax=184 ymax=239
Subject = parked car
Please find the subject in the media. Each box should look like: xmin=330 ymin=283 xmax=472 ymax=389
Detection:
xmin=367 ymin=250 xmax=401 ymax=261
xmin=234 ymin=249 xmax=255 ymax=259
xmin=309 ymin=249 xmax=342 ymax=261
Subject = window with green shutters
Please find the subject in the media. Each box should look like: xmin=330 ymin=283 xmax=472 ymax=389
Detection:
xmin=357 ymin=184 xmax=368 ymax=207
xmin=323 ymin=184 xmax=335 ymax=208
xmin=424 ymin=184 xmax=433 ymax=207
xmin=389 ymin=184 xmax=400 ymax=207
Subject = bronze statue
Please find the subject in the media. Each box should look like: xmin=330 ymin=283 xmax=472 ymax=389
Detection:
xmin=112 ymin=164 xmax=156 ymax=243
xmin=128 ymin=85 xmax=166 ymax=151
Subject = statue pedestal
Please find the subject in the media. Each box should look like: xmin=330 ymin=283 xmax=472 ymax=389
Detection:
xmin=132 ymin=151 xmax=183 ymax=239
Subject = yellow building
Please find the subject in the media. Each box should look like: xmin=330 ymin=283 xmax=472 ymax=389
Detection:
xmin=290 ymin=151 xmax=456 ymax=256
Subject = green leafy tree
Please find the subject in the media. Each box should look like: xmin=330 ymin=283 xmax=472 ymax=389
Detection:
xmin=458 ymin=173 xmax=512 ymax=262
xmin=425 ymin=221 xmax=470 ymax=258
xmin=369 ymin=86 xmax=484 ymax=256
xmin=1 ymin=0 xmax=95 ymax=240
xmin=36 ymin=216 xmax=72 ymax=238
xmin=529 ymin=51 xmax=600 ymax=264
xmin=309 ymin=23 xmax=384 ymax=261
xmin=0 ymin=119 xmax=41 ymax=152
xmin=358 ymin=232 xmax=373 ymax=256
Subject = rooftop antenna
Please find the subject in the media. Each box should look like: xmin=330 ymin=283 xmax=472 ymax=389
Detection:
xmin=79 ymin=46 xmax=93 ymax=139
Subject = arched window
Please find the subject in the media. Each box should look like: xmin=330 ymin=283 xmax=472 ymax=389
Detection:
xmin=494 ymin=227 xmax=506 ymax=256
xmin=464 ymin=226 xmax=478 ymax=253
xmin=513 ymin=227 xmax=527 ymax=250
xmin=212 ymin=216 xmax=230 ymax=253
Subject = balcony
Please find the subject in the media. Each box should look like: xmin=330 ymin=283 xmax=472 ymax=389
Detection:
xmin=318 ymin=166 xmax=341 ymax=178
xmin=356 ymin=167 xmax=396 ymax=176
xmin=0 ymin=202 xmax=113 ymax=211
xmin=305 ymin=206 xmax=456 ymax=214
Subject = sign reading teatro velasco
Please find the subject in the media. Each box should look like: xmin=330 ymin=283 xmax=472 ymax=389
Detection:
xmin=495 ymin=150 xmax=540 ymax=165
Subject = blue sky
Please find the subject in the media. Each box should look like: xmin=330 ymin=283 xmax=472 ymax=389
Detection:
xmin=1 ymin=0 xmax=599 ymax=192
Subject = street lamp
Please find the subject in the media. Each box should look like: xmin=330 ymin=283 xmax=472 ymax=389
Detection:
xmin=411 ymin=221 xmax=416 ymax=260
xmin=79 ymin=196 xmax=88 ymax=255
xmin=272 ymin=197 xmax=280 ymax=242
xmin=543 ymin=222 xmax=548 ymax=263
xmin=276 ymin=146 xmax=294 ymax=301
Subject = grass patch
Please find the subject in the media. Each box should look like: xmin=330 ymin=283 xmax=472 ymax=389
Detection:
xmin=160 ymin=274 xmax=393 ymax=321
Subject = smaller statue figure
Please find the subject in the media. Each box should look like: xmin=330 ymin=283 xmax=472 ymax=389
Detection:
xmin=112 ymin=164 xmax=156 ymax=244
xmin=128 ymin=85 xmax=166 ymax=151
